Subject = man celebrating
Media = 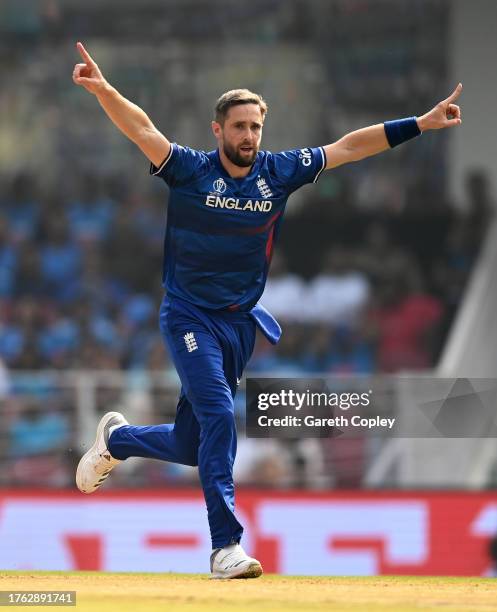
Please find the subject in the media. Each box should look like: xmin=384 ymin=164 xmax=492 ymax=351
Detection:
xmin=73 ymin=41 xmax=462 ymax=579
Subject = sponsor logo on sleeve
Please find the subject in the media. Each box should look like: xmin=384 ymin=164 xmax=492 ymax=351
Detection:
xmin=298 ymin=148 xmax=312 ymax=167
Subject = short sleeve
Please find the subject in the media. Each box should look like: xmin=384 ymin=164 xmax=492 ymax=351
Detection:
xmin=271 ymin=147 xmax=326 ymax=194
xmin=149 ymin=143 xmax=208 ymax=188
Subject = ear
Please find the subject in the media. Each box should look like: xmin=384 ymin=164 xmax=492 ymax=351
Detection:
xmin=211 ymin=120 xmax=222 ymax=139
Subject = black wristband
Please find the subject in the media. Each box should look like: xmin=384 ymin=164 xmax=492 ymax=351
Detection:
xmin=384 ymin=117 xmax=421 ymax=148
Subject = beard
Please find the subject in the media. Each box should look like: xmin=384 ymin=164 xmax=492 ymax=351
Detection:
xmin=223 ymin=141 xmax=258 ymax=167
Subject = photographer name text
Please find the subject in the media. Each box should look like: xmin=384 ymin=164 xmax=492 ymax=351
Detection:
xmin=257 ymin=414 xmax=396 ymax=429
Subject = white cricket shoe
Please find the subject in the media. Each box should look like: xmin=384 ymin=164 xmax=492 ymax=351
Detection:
xmin=210 ymin=543 xmax=263 ymax=579
xmin=76 ymin=411 xmax=128 ymax=494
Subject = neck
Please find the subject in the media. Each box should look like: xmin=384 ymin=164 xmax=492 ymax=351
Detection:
xmin=218 ymin=147 xmax=252 ymax=178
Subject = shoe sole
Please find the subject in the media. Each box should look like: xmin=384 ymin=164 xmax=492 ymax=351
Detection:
xmin=211 ymin=561 xmax=263 ymax=580
xmin=76 ymin=411 xmax=124 ymax=494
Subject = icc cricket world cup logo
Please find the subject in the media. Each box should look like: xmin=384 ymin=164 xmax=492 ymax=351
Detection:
xmin=213 ymin=178 xmax=227 ymax=194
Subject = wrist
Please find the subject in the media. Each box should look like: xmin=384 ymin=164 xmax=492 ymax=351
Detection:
xmin=416 ymin=115 xmax=429 ymax=132
xmin=95 ymin=80 xmax=113 ymax=98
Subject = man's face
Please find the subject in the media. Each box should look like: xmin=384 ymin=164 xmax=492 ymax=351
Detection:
xmin=212 ymin=103 xmax=263 ymax=167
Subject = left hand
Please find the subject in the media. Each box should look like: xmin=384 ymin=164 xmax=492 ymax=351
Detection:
xmin=417 ymin=83 xmax=463 ymax=131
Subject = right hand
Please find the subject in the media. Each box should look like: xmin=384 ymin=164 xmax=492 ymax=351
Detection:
xmin=72 ymin=42 xmax=107 ymax=94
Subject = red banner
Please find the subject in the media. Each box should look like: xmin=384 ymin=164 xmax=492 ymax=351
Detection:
xmin=0 ymin=490 xmax=495 ymax=575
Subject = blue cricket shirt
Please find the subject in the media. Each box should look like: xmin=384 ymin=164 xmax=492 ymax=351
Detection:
xmin=151 ymin=144 xmax=325 ymax=314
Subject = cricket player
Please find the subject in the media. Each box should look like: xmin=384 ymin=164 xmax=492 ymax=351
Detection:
xmin=73 ymin=41 xmax=462 ymax=578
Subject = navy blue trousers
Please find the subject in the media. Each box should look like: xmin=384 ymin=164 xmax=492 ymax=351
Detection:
xmin=108 ymin=295 xmax=256 ymax=548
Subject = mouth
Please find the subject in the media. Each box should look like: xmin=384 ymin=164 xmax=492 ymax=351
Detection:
xmin=239 ymin=145 xmax=254 ymax=152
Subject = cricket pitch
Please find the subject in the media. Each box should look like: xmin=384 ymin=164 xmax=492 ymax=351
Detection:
xmin=0 ymin=572 xmax=496 ymax=611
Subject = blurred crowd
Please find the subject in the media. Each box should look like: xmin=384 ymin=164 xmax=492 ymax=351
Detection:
xmin=0 ymin=173 xmax=167 ymax=370
xmin=0 ymin=0 xmax=467 ymax=377
xmin=1 ymin=167 xmax=489 ymax=375
xmin=0 ymin=166 xmax=491 ymax=490
xmin=252 ymin=169 xmax=492 ymax=374
xmin=1 ymin=0 xmax=494 ymax=489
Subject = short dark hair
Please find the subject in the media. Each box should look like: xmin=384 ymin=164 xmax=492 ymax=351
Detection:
xmin=214 ymin=89 xmax=268 ymax=124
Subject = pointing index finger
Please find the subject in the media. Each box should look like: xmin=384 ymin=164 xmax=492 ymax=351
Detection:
xmin=445 ymin=82 xmax=463 ymax=104
xmin=77 ymin=41 xmax=95 ymax=66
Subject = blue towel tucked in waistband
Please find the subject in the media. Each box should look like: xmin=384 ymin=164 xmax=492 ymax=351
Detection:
xmin=249 ymin=303 xmax=282 ymax=345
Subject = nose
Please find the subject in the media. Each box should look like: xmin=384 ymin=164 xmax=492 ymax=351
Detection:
xmin=242 ymin=127 xmax=254 ymax=142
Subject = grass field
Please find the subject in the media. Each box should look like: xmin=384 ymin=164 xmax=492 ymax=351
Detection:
xmin=1 ymin=572 xmax=496 ymax=611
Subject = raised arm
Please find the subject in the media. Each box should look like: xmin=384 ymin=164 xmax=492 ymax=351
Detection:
xmin=72 ymin=42 xmax=170 ymax=167
xmin=322 ymin=83 xmax=463 ymax=170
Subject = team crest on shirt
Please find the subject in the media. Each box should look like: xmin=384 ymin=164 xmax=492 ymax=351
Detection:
xmin=256 ymin=176 xmax=273 ymax=198
xmin=213 ymin=178 xmax=227 ymax=194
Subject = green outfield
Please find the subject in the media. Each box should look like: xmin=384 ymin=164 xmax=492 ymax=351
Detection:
xmin=0 ymin=572 xmax=496 ymax=611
